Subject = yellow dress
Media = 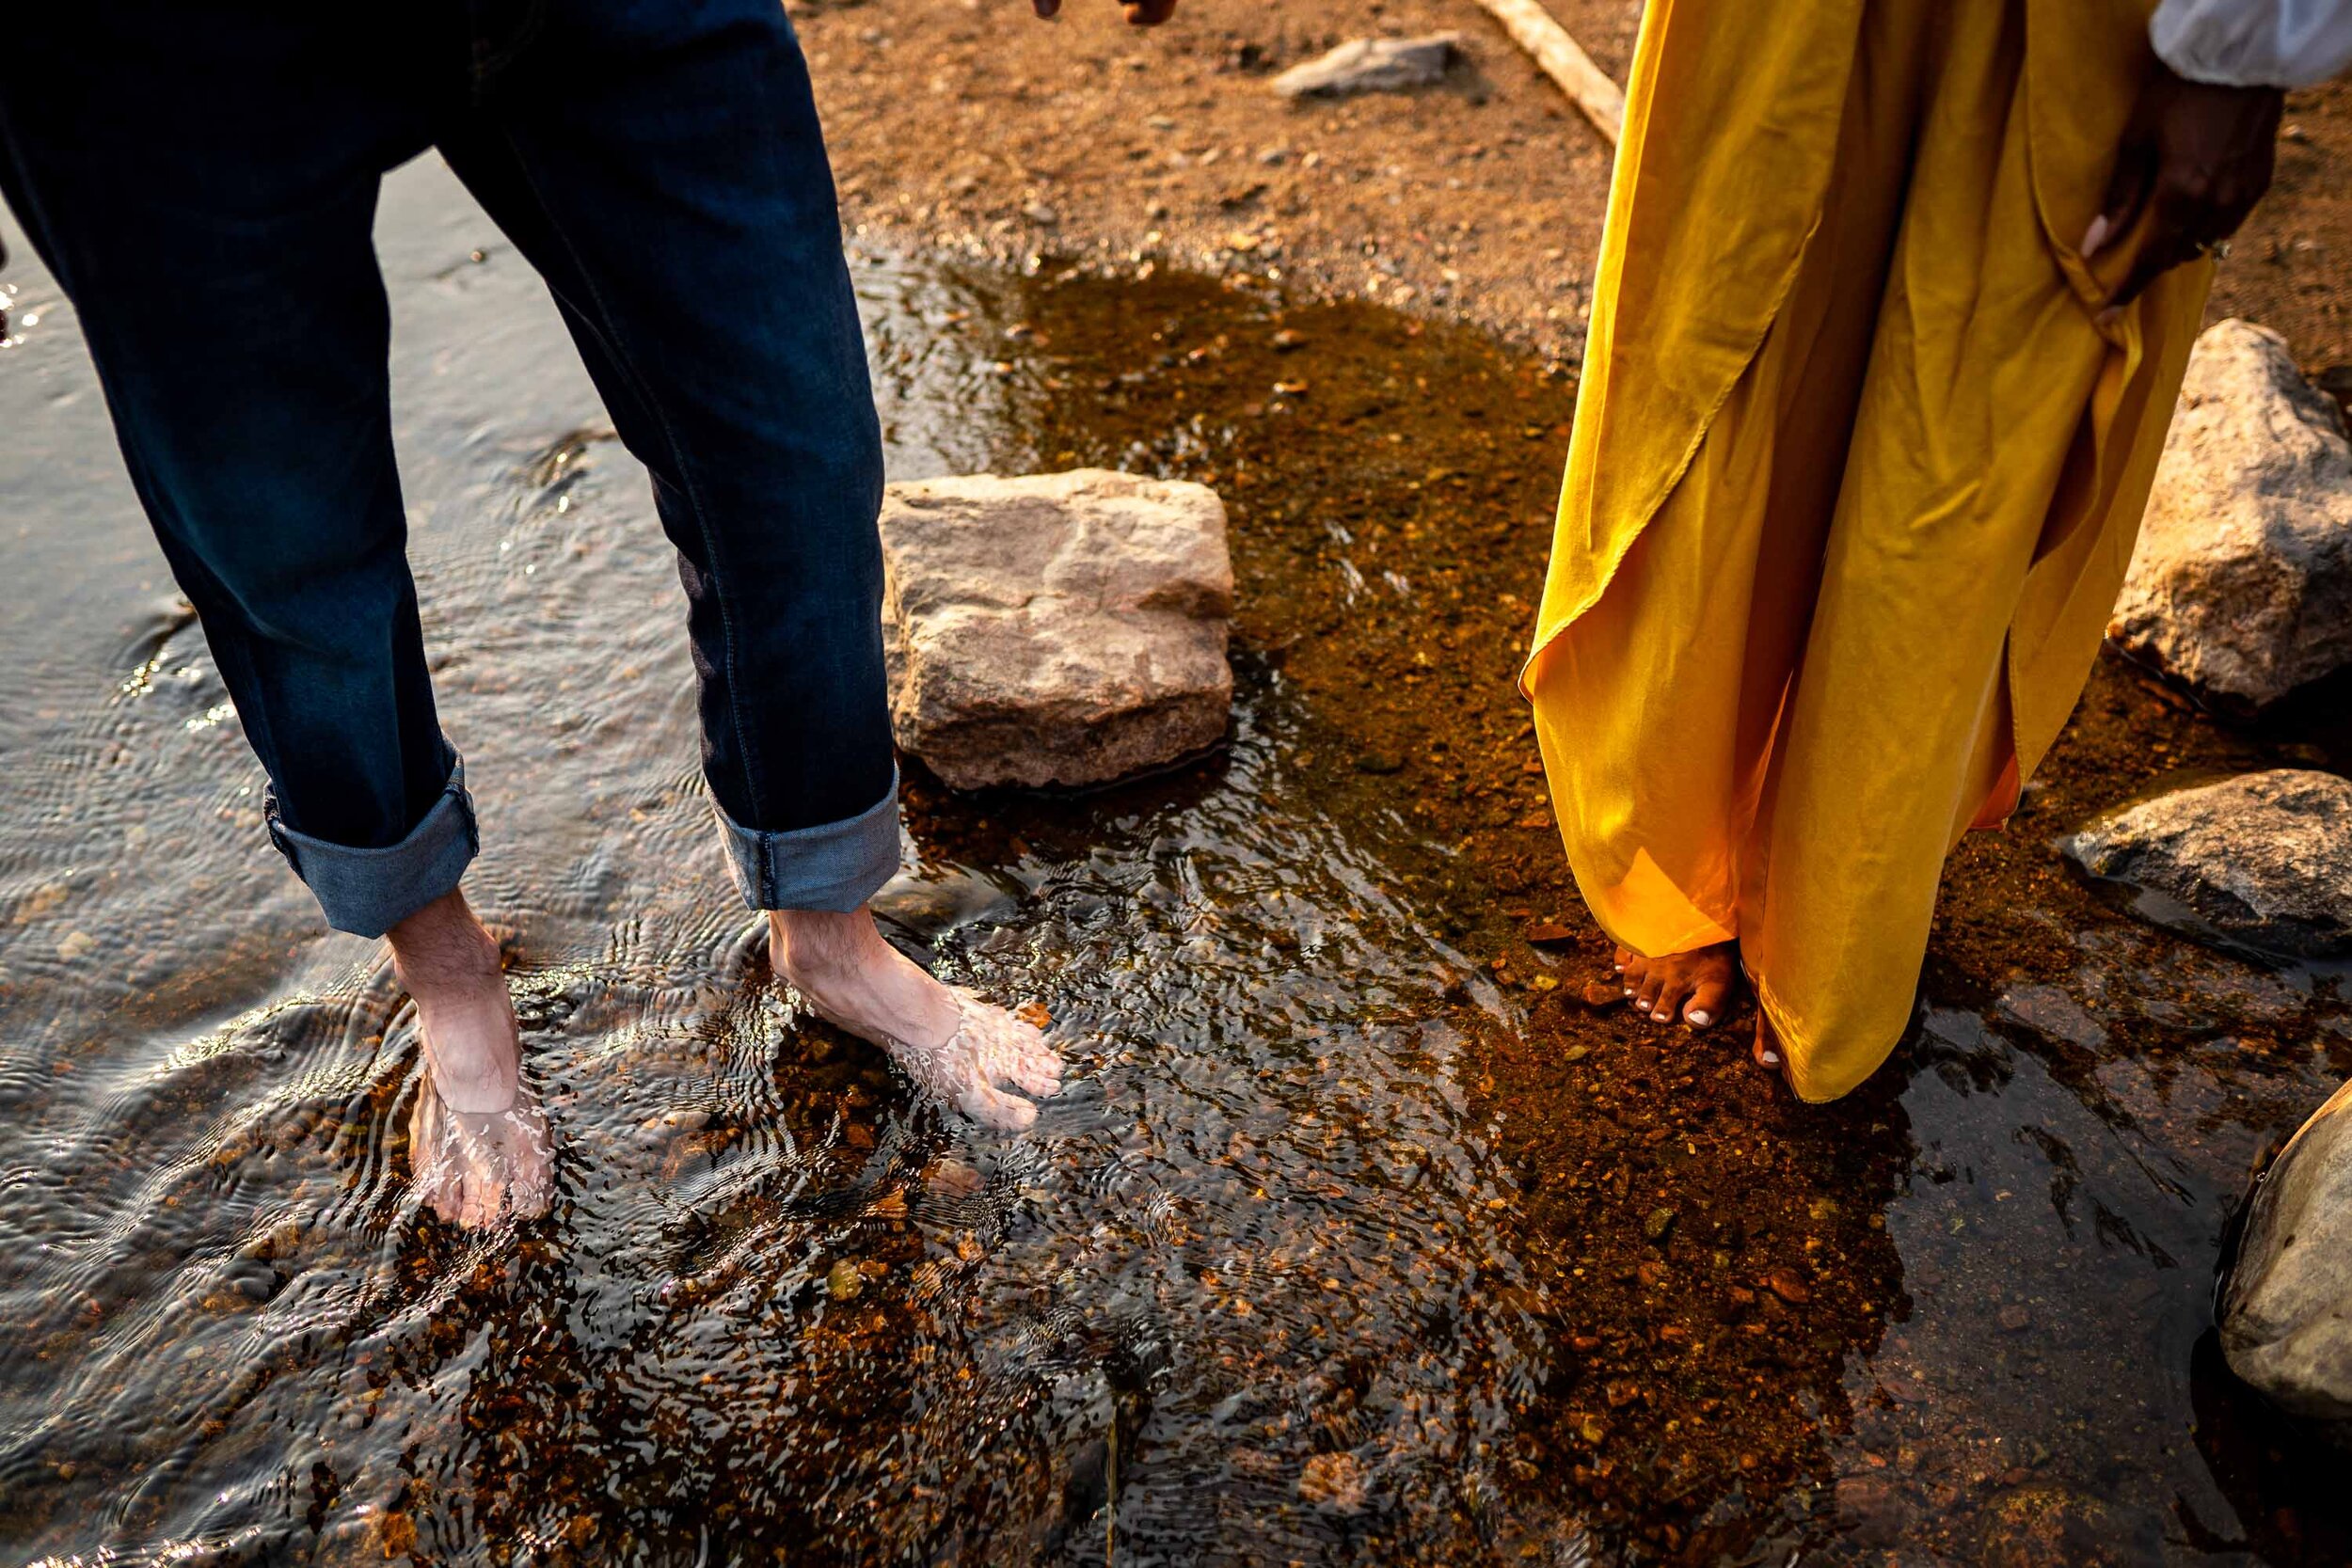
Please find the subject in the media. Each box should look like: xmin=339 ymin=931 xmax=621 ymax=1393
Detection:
xmin=1521 ymin=0 xmax=2213 ymax=1101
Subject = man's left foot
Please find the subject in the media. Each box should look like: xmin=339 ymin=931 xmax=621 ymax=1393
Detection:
xmin=1614 ymin=941 xmax=1740 ymax=1028
xmin=769 ymin=908 xmax=1063 ymax=1131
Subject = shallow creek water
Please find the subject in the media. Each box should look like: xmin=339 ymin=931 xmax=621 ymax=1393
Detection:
xmin=3 ymin=157 xmax=2350 ymax=1567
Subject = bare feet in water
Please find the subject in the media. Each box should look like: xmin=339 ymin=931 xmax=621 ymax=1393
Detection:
xmin=1614 ymin=941 xmax=1740 ymax=1030
xmin=769 ymin=908 xmax=1063 ymax=1131
xmin=389 ymin=889 xmax=551 ymax=1227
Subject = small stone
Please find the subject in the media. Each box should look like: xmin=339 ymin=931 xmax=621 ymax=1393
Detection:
xmin=2220 ymin=1074 xmax=2352 ymax=1437
xmin=826 ymin=1259 xmax=864 ymax=1301
xmin=2108 ymin=319 xmax=2352 ymax=708
xmin=56 ymin=930 xmax=94 ymax=961
xmin=1523 ymin=920 xmax=1576 ymax=945
xmin=2063 ymin=769 xmax=2352 ymax=958
xmin=1015 ymin=1001 xmax=1053 ymax=1030
xmin=866 ymin=1189 xmax=909 ymax=1221
xmin=1836 ymin=1474 xmax=1915 ymax=1549
xmin=925 ymin=1158 xmax=984 ymax=1198
xmin=1355 ymin=752 xmax=1403 ymax=775
xmin=1022 ymin=203 xmax=1059 ymax=226
xmin=1271 ymin=328 xmax=1309 ymax=352
xmin=1644 ymin=1207 xmax=1677 ymax=1242
xmin=1996 ymin=1304 xmax=2031 ymax=1333
xmin=1297 ymin=1451 xmax=1367 ymax=1513
xmin=1271 ymin=35 xmax=1461 ymax=99
xmin=1765 ymin=1268 xmax=1812 ymax=1305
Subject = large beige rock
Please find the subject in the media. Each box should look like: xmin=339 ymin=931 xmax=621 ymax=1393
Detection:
xmin=2061 ymin=769 xmax=2352 ymax=959
xmin=879 ymin=470 xmax=1232 ymax=791
xmin=2108 ymin=319 xmax=2352 ymax=710
xmin=2220 ymin=1077 xmax=2352 ymax=1441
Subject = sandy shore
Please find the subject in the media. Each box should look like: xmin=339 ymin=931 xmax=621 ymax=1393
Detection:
xmin=806 ymin=0 xmax=2352 ymax=376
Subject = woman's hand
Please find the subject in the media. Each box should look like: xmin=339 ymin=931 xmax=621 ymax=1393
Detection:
xmin=2084 ymin=63 xmax=2284 ymax=309
xmin=1031 ymin=0 xmax=1179 ymax=23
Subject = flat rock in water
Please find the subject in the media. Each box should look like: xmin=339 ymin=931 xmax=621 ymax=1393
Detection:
xmin=2220 ymin=1076 xmax=2352 ymax=1440
xmin=2108 ymin=319 xmax=2352 ymax=709
xmin=880 ymin=469 xmax=1232 ymax=790
xmin=2061 ymin=769 xmax=2352 ymax=958
xmin=1270 ymin=35 xmax=1460 ymax=99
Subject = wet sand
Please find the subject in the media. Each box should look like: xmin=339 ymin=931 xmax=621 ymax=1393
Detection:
xmin=2 ymin=151 xmax=2349 ymax=1567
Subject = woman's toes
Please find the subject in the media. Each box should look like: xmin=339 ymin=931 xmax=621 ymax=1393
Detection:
xmin=1652 ymin=978 xmax=1692 ymax=1023
xmin=1685 ymin=977 xmax=1734 ymax=1030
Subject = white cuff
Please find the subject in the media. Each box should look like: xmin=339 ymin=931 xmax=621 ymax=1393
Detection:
xmin=2152 ymin=0 xmax=2352 ymax=87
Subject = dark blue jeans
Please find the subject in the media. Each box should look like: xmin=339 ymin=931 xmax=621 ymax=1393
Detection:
xmin=0 ymin=0 xmax=898 ymax=936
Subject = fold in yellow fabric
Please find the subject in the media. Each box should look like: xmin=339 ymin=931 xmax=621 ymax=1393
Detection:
xmin=1521 ymin=0 xmax=2211 ymax=1101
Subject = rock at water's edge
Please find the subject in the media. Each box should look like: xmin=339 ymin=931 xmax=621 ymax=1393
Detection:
xmin=1270 ymin=36 xmax=1460 ymax=99
xmin=2108 ymin=318 xmax=2352 ymax=709
xmin=2060 ymin=768 xmax=2352 ymax=958
xmin=880 ymin=469 xmax=1232 ymax=791
xmin=2220 ymin=1076 xmax=2352 ymax=1440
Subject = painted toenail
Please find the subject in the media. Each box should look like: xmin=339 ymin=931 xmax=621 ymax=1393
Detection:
xmin=1688 ymin=1010 xmax=1711 ymax=1026
xmin=1760 ymin=1050 xmax=1781 ymax=1067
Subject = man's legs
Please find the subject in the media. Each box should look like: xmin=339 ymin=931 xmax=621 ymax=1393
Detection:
xmin=435 ymin=0 xmax=1059 ymax=1127
xmin=0 ymin=7 xmax=546 ymax=1222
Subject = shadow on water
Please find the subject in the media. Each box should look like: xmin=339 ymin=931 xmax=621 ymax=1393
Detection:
xmin=0 ymin=155 xmax=2348 ymax=1566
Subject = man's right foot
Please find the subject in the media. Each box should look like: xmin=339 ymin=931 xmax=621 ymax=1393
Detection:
xmin=770 ymin=908 xmax=1063 ymax=1132
xmin=388 ymin=889 xmax=551 ymax=1226
xmin=1614 ymin=941 xmax=1740 ymax=1029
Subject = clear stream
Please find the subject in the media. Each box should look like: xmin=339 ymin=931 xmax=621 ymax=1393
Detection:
xmin=1 ymin=157 xmax=2347 ymax=1567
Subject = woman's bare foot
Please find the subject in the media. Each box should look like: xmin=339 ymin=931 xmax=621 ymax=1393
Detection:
xmin=769 ymin=908 xmax=1063 ymax=1132
xmin=387 ymin=889 xmax=551 ymax=1226
xmin=1613 ymin=940 xmax=1740 ymax=1029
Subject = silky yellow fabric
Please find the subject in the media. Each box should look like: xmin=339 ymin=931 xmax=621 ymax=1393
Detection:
xmin=1521 ymin=0 xmax=2211 ymax=1101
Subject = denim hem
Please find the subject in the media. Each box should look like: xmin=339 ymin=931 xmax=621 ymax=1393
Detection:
xmin=714 ymin=768 xmax=901 ymax=912
xmin=264 ymin=755 xmax=479 ymax=939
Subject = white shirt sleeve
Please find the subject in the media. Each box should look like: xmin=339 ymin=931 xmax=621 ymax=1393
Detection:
xmin=2151 ymin=0 xmax=2352 ymax=87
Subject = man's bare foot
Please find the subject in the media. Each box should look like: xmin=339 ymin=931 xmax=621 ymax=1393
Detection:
xmin=1613 ymin=940 xmax=1740 ymax=1029
xmin=388 ymin=889 xmax=551 ymax=1225
xmin=408 ymin=1074 xmax=553 ymax=1227
xmin=769 ymin=908 xmax=1063 ymax=1132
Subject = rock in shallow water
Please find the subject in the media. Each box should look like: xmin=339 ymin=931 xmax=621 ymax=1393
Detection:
xmin=2108 ymin=319 xmax=2352 ymax=710
xmin=2221 ymin=1076 xmax=2352 ymax=1440
xmin=1270 ymin=36 xmax=1461 ymax=99
xmin=2061 ymin=769 xmax=2352 ymax=958
xmin=880 ymin=469 xmax=1232 ymax=790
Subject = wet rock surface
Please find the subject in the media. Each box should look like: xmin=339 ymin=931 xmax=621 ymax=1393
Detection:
xmin=2222 ymin=1076 xmax=2352 ymax=1435
xmin=2062 ymin=768 xmax=2352 ymax=958
xmin=1269 ymin=35 xmax=1461 ymax=99
xmin=879 ymin=468 xmax=1232 ymax=790
xmin=2109 ymin=319 xmax=2352 ymax=710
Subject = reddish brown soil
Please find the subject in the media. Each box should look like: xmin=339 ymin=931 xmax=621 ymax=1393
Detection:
xmin=804 ymin=0 xmax=2352 ymax=378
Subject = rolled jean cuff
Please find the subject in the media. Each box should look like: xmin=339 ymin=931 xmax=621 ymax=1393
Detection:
xmin=264 ymin=756 xmax=479 ymax=939
xmin=715 ymin=768 xmax=902 ymax=912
